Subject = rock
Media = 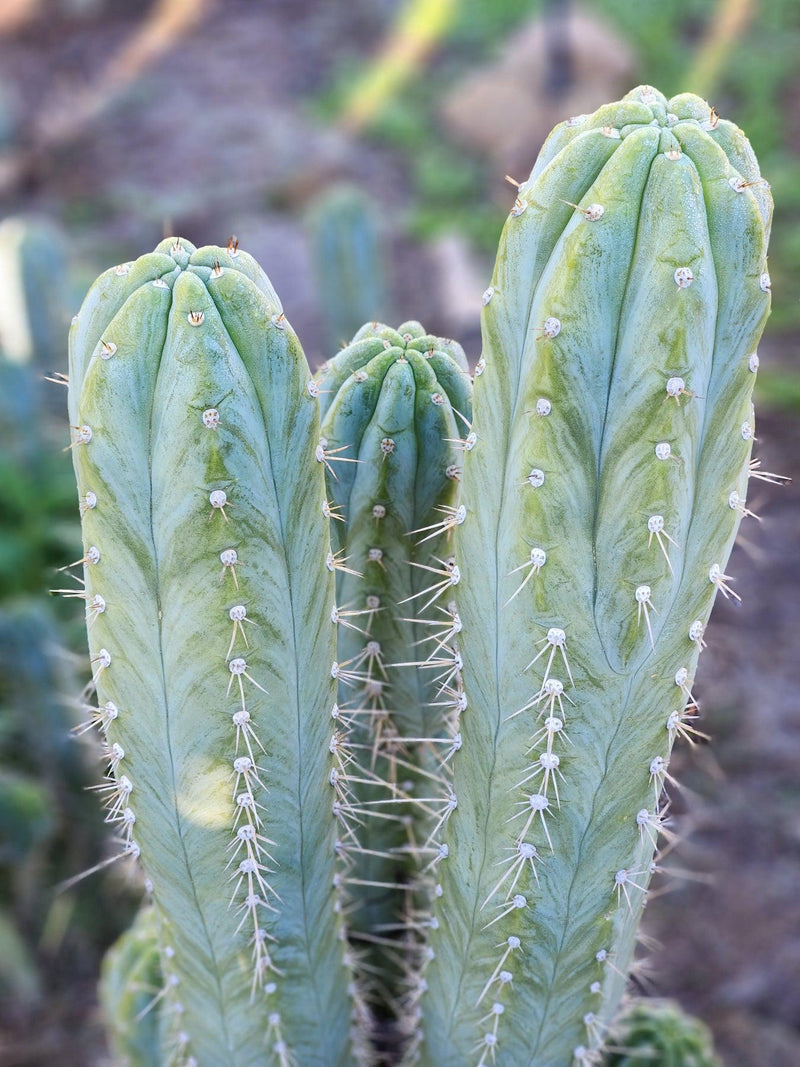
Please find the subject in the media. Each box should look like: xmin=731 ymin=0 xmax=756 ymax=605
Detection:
xmin=441 ymin=6 xmax=636 ymax=182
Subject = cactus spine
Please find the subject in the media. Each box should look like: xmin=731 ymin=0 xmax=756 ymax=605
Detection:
xmin=315 ymin=321 xmax=471 ymax=1041
xmin=417 ymin=86 xmax=771 ymax=1065
xmin=68 ymin=238 xmax=356 ymax=1065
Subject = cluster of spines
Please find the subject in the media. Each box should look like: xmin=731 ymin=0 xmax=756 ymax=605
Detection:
xmin=315 ymin=322 xmax=473 ymax=1053
xmin=417 ymin=86 xmax=775 ymax=1066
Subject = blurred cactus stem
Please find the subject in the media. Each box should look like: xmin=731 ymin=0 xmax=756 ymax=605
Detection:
xmin=418 ymin=86 xmax=771 ymax=1065
xmin=68 ymin=238 xmax=358 ymax=1065
xmin=0 ymin=216 xmax=70 ymax=367
xmin=315 ymin=321 xmax=471 ymax=1038
xmin=308 ymin=186 xmax=389 ymax=352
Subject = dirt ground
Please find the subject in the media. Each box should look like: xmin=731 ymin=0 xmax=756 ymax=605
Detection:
xmin=0 ymin=3 xmax=798 ymax=1064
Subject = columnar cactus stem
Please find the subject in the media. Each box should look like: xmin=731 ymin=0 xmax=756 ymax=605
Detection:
xmin=315 ymin=321 xmax=471 ymax=1039
xmin=68 ymin=239 xmax=355 ymax=1065
xmin=418 ymin=87 xmax=771 ymax=1065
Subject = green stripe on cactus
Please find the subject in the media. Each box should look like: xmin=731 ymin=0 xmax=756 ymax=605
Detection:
xmin=418 ymin=86 xmax=770 ymax=1066
xmin=68 ymin=239 xmax=355 ymax=1065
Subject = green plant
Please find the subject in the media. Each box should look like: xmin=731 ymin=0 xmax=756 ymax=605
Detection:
xmin=307 ymin=185 xmax=389 ymax=351
xmin=0 ymin=216 xmax=70 ymax=368
xmin=315 ymin=321 xmax=471 ymax=1030
xmin=416 ymin=84 xmax=772 ymax=1066
xmin=100 ymin=906 xmax=167 ymax=1067
xmin=66 ymin=86 xmax=774 ymax=1065
xmin=67 ymin=237 xmax=358 ymax=1065
xmin=605 ymin=999 xmax=720 ymax=1066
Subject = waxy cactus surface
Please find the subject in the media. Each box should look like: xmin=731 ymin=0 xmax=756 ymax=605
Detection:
xmin=68 ymin=238 xmax=355 ymax=1066
xmin=418 ymin=86 xmax=772 ymax=1066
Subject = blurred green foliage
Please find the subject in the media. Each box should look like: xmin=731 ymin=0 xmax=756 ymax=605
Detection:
xmin=0 ymin=218 xmax=136 ymax=1023
xmin=606 ymin=999 xmax=720 ymax=1066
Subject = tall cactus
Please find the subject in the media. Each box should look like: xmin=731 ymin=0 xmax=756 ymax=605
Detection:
xmin=417 ymin=86 xmax=772 ymax=1065
xmin=315 ymin=321 xmax=471 ymax=1037
xmin=67 ymin=238 xmax=357 ymax=1065
xmin=307 ymin=186 xmax=389 ymax=352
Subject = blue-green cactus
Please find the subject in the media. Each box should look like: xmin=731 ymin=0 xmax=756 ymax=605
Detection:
xmin=417 ymin=85 xmax=772 ymax=1066
xmin=307 ymin=186 xmax=389 ymax=352
xmin=68 ymin=238 xmax=358 ymax=1065
xmin=66 ymin=86 xmax=778 ymax=1067
xmin=315 ymin=321 xmax=471 ymax=1036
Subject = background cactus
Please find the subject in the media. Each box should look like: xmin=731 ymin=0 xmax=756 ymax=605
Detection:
xmin=307 ymin=186 xmax=390 ymax=352
xmin=0 ymin=216 xmax=71 ymax=369
xmin=315 ymin=321 xmax=471 ymax=1041
xmin=67 ymin=238 xmax=357 ymax=1065
xmin=605 ymin=999 xmax=720 ymax=1067
xmin=417 ymin=85 xmax=772 ymax=1065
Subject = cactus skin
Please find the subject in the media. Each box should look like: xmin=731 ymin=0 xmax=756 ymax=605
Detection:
xmin=68 ymin=238 xmax=355 ymax=1065
xmin=418 ymin=87 xmax=771 ymax=1065
xmin=606 ymin=1000 xmax=719 ymax=1067
xmin=308 ymin=186 xmax=389 ymax=351
xmin=100 ymin=907 xmax=166 ymax=1067
xmin=315 ymin=322 xmax=471 ymax=1030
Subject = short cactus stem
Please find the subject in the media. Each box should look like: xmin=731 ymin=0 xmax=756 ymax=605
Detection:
xmin=316 ymin=320 xmax=472 ymax=1047
xmin=418 ymin=87 xmax=771 ymax=1064
xmin=68 ymin=239 xmax=356 ymax=1064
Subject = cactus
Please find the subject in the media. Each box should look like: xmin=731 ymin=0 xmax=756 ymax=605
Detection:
xmin=417 ymin=85 xmax=772 ymax=1065
xmin=65 ymin=87 xmax=776 ymax=1066
xmin=605 ymin=999 xmax=720 ymax=1067
xmin=0 ymin=216 xmax=71 ymax=368
xmin=67 ymin=237 xmax=357 ymax=1065
xmin=315 ymin=321 xmax=471 ymax=1035
xmin=100 ymin=906 xmax=167 ymax=1067
xmin=307 ymin=186 xmax=389 ymax=352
